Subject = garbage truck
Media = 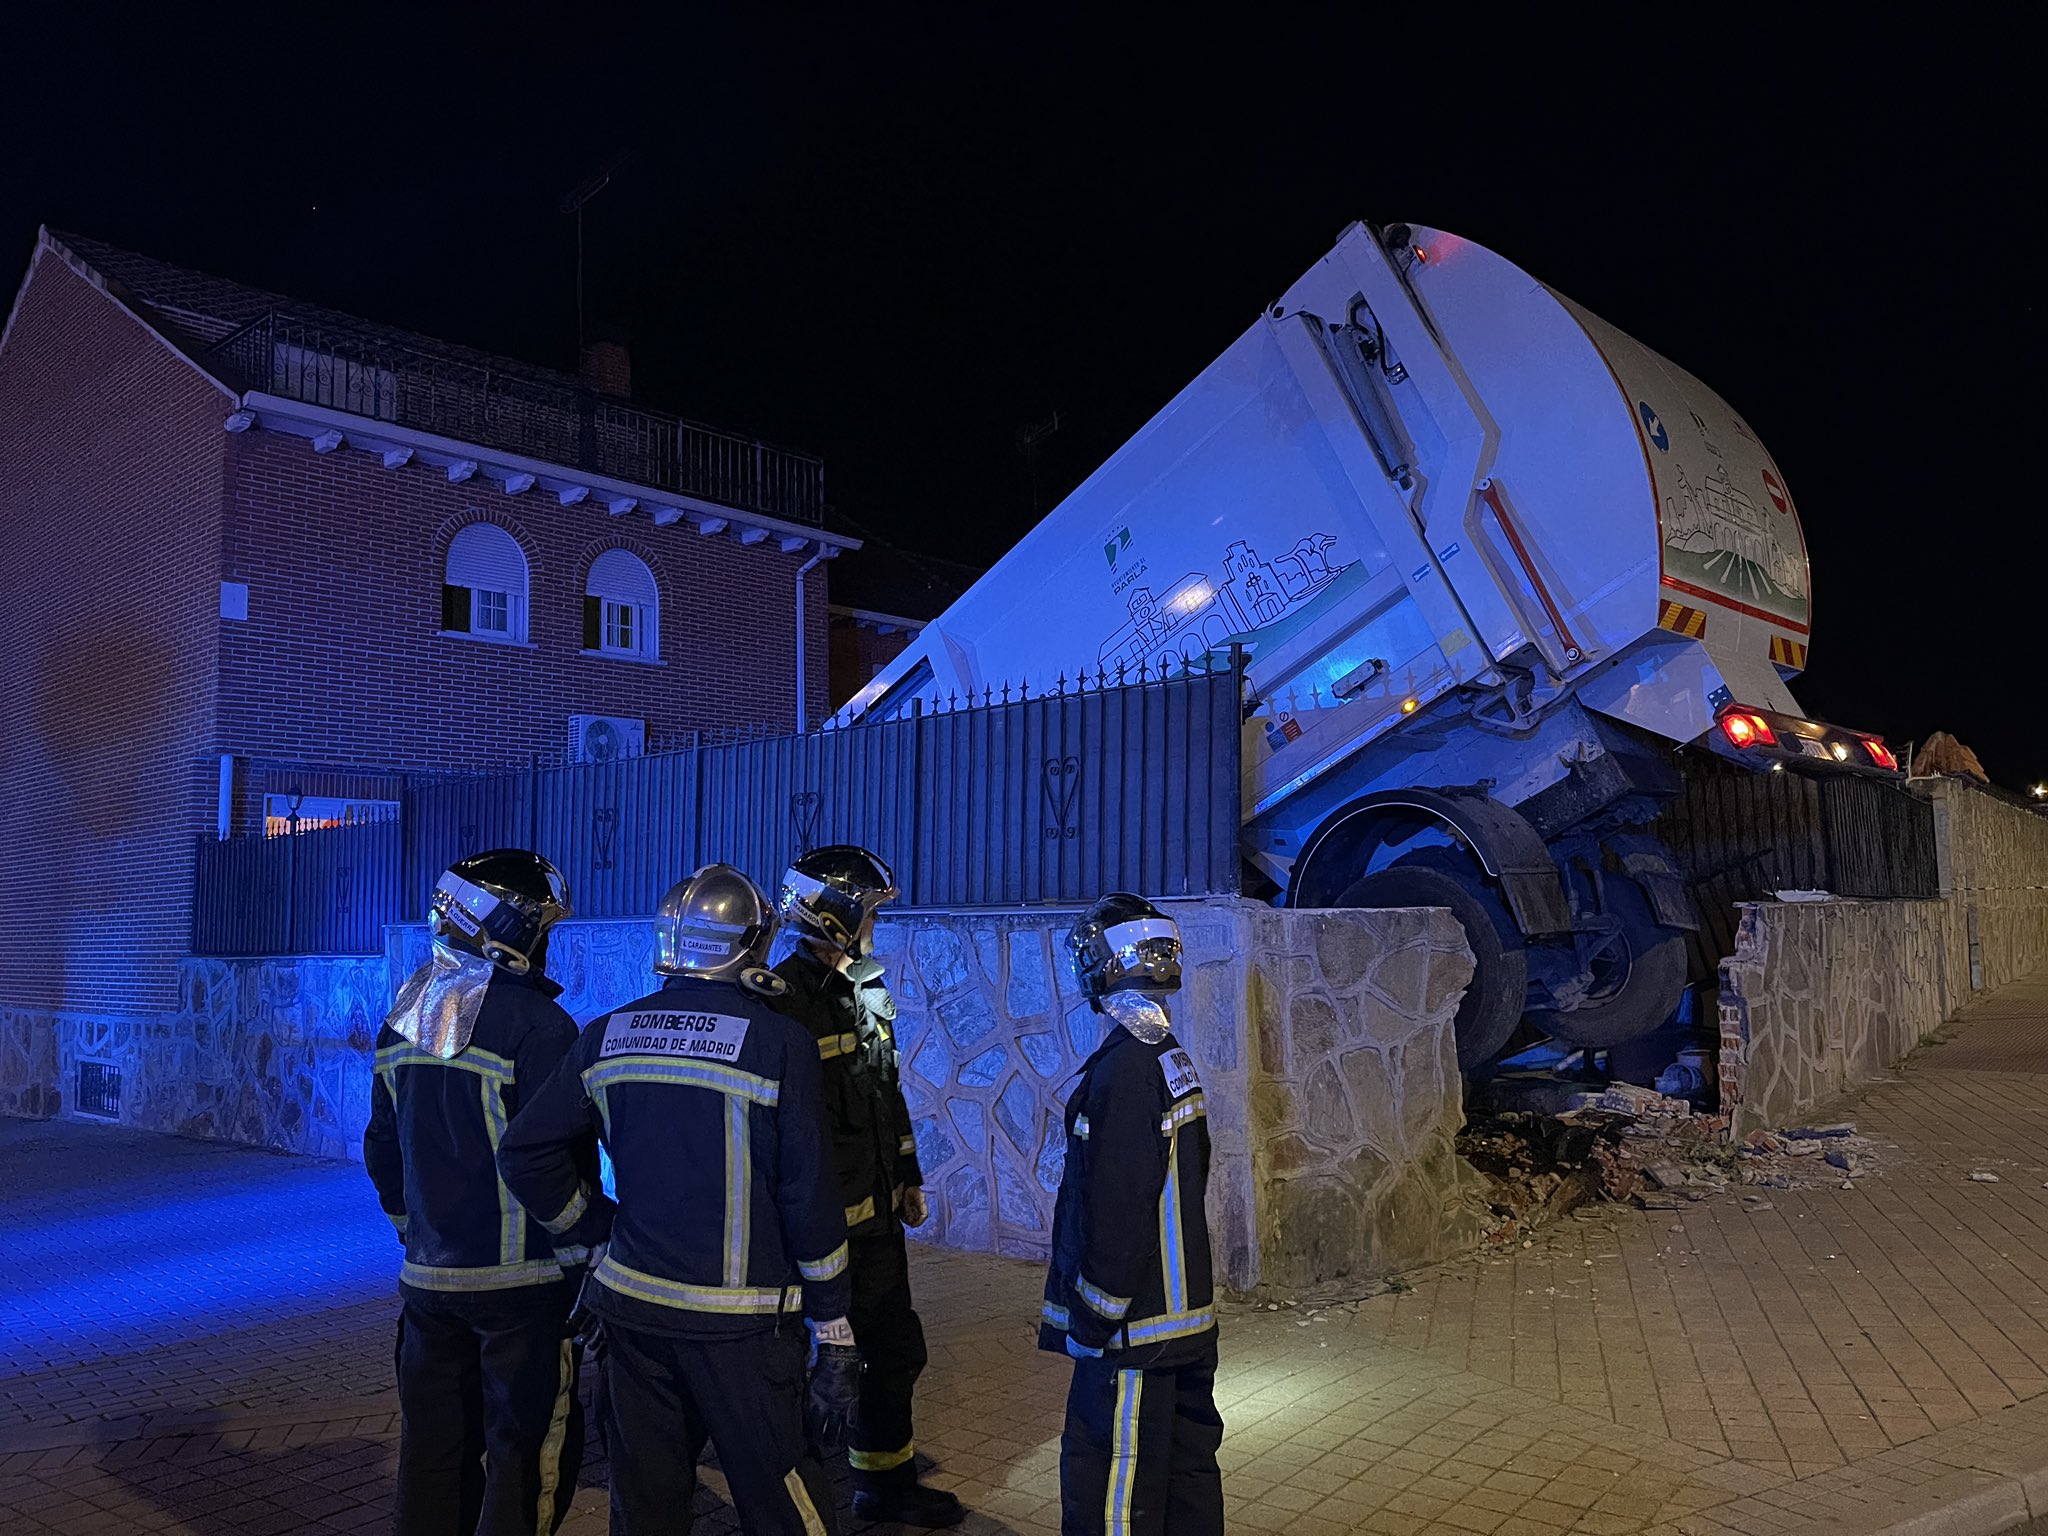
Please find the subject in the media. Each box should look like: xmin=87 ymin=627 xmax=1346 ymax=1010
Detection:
xmin=836 ymin=221 xmax=1901 ymax=1070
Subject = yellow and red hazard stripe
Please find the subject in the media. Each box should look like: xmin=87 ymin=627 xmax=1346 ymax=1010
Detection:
xmin=1657 ymin=600 xmax=1707 ymax=638
xmin=1769 ymin=635 xmax=1808 ymax=670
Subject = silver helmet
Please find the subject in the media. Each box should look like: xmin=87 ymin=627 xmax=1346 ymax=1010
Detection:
xmin=1066 ymin=892 xmax=1183 ymax=1003
xmin=654 ymin=864 xmax=783 ymax=991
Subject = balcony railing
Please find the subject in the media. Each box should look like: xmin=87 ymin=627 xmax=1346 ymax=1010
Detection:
xmin=208 ymin=311 xmax=825 ymax=526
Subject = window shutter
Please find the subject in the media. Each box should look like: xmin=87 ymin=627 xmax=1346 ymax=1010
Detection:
xmin=446 ymin=523 xmax=529 ymax=592
xmin=583 ymin=596 xmax=601 ymax=650
xmin=442 ymin=584 xmax=469 ymax=632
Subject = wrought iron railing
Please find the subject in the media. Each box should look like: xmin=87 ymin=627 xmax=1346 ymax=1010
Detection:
xmin=208 ymin=311 xmax=826 ymax=526
xmin=191 ymin=661 xmax=1246 ymax=954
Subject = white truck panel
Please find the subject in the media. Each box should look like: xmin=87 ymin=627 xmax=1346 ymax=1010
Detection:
xmin=842 ymin=221 xmax=1815 ymax=844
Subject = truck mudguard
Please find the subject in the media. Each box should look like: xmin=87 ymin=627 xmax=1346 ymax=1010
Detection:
xmin=1288 ymin=788 xmax=1572 ymax=939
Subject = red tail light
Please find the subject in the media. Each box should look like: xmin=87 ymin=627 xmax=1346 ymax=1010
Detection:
xmin=1720 ymin=711 xmax=1777 ymax=750
xmin=1862 ymin=738 xmax=1898 ymax=771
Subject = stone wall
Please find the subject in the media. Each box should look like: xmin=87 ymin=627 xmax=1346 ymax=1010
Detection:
xmin=1717 ymin=900 xmax=1950 ymax=1139
xmin=876 ymin=900 xmax=1482 ymax=1293
xmin=1718 ymin=781 xmax=2048 ymax=1137
xmin=0 ymin=901 xmax=1484 ymax=1293
xmin=1929 ymin=778 xmax=2048 ymax=997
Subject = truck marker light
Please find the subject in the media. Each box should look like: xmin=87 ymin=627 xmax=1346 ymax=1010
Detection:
xmin=1400 ymin=697 xmax=1420 ymax=715
xmin=1863 ymin=739 xmax=1899 ymax=771
xmin=1719 ymin=711 xmax=1776 ymax=750
xmin=1829 ymin=742 xmax=1850 ymax=762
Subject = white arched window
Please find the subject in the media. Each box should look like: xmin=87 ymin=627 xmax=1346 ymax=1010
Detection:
xmin=443 ymin=523 xmax=529 ymax=643
xmin=584 ymin=549 xmax=659 ymax=659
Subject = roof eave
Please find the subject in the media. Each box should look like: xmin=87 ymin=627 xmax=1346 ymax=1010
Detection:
xmin=232 ymin=391 xmax=859 ymax=555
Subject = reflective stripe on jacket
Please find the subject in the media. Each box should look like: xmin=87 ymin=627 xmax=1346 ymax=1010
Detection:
xmin=1040 ymin=1024 xmax=1216 ymax=1365
xmin=362 ymin=972 xmax=594 ymax=1297
xmin=771 ymin=949 xmax=925 ymax=1237
xmin=497 ymin=976 xmax=851 ymax=1335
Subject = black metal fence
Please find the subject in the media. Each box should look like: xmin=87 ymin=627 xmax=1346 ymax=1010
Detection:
xmin=1653 ymin=752 xmax=1941 ymax=980
xmin=207 ymin=312 xmax=826 ymax=526
xmin=192 ymin=818 xmax=403 ymax=956
xmin=192 ymin=664 xmax=1244 ymax=955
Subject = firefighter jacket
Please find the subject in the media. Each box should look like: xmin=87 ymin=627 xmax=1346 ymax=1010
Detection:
xmin=1039 ymin=1024 xmax=1216 ymax=1365
xmin=497 ymin=975 xmax=852 ymax=1336
xmin=363 ymin=970 xmax=598 ymax=1297
xmin=772 ymin=948 xmax=925 ymax=1239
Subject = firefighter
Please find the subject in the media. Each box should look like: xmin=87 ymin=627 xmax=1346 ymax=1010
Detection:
xmin=771 ymin=846 xmax=964 ymax=1529
xmin=1040 ymin=893 xmax=1224 ymax=1536
xmin=498 ymin=863 xmax=859 ymax=1536
xmin=363 ymin=848 xmax=592 ymax=1536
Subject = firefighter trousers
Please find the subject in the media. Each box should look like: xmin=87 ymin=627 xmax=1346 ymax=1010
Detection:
xmin=845 ymin=1224 xmax=929 ymax=1492
xmin=1059 ymin=1342 xmax=1224 ymax=1536
xmin=393 ymin=1280 xmax=584 ymax=1536
xmin=597 ymin=1320 xmax=837 ymax=1536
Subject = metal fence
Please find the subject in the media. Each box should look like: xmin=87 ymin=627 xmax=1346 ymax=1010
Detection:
xmin=207 ymin=312 xmax=827 ymax=526
xmin=1653 ymin=752 xmax=1941 ymax=980
xmin=192 ymin=818 xmax=403 ymax=956
xmin=193 ymin=663 xmax=1244 ymax=955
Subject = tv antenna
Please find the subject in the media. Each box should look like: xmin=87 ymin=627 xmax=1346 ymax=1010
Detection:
xmin=1016 ymin=410 xmax=1062 ymax=514
xmin=560 ymin=152 xmax=631 ymax=353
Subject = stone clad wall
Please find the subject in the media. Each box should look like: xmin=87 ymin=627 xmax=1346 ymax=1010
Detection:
xmin=1718 ymin=900 xmax=1950 ymax=1138
xmin=0 ymin=902 xmax=1484 ymax=1294
xmin=1719 ymin=781 xmax=2048 ymax=1137
xmin=1929 ymin=778 xmax=2048 ymax=996
xmin=1240 ymin=906 xmax=1487 ymax=1291
xmin=878 ymin=900 xmax=1481 ymax=1293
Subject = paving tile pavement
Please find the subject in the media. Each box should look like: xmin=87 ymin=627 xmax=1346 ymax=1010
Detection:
xmin=5 ymin=970 xmax=2048 ymax=1534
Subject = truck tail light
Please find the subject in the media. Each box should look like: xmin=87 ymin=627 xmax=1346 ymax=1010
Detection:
xmin=1720 ymin=711 xmax=1777 ymax=750
xmin=1862 ymin=738 xmax=1899 ymax=771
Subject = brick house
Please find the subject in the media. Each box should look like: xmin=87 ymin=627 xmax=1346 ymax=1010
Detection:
xmin=826 ymin=543 xmax=981 ymax=707
xmin=0 ymin=228 xmax=855 ymax=1017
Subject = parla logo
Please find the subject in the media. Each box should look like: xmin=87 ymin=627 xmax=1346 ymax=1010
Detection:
xmin=1104 ymin=526 xmax=1132 ymax=569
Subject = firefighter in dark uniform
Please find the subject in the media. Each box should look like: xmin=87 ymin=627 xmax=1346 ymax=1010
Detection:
xmin=771 ymin=846 xmax=965 ymax=1529
xmin=363 ymin=849 xmax=593 ymax=1536
xmin=498 ymin=863 xmax=860 ymax=1536
xmin=1040 ymin=893 xmax=1224 ymax=1536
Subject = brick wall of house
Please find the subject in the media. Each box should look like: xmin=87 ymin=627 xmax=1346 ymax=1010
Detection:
xmin=215 ymin=430 xmax=834 ymax=782
xmin=0 ymin=253 xmax=230 ymax=1013
xmin=829 ymin=616 xmax=915 ymax=709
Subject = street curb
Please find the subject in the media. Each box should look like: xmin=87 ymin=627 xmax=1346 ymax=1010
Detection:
xmin=1813 ymin=1463 xmax=2045 ymax=1536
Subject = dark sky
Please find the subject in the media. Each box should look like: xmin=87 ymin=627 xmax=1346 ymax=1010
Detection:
xmin=4 ymin=14 xmax=2034 ymax=787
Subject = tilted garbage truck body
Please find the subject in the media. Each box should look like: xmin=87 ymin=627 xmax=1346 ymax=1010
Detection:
xmin=838 ymin=222 xmax=1896 ymax=1069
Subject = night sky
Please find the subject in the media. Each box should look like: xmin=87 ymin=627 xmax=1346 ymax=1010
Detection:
xmin=4 ymin=16 xmax=2032 ymax=786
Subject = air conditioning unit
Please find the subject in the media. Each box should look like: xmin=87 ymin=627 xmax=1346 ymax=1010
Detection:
xmin=569 ymin=714 xmax=646 ymax=764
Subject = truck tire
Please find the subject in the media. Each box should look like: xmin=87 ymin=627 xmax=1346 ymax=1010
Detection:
xmin=1336 ymin=850 xmax=1528 ymax=1072
xmin=1526 ymin=876 xmax=1688 ymax=1050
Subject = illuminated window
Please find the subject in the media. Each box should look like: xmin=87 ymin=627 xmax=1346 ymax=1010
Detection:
xmin=584 ymin=549 xmax=659 ymax=660
xmin=443 ymin=522 xmax=529 ymax=643
xmin=263 ymin=794 xmax=398 ymax=837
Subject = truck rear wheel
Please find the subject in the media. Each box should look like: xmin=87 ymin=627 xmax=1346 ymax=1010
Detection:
xmin=1526 ymin=876 xmax=1688 ymax=1050
xmin=1336 ymin=850 xmax=1528 ymax=1072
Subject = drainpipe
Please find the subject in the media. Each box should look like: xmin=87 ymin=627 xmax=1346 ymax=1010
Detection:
xmin=794 ymin=546 xmax=827 ymax=732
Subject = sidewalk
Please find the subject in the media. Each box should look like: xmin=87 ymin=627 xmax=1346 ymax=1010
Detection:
xmin=3 ymin=972 xmax=2047 ymax=1535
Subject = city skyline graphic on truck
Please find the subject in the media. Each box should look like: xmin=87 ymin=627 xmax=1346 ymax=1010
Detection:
xmin=1660 ymin=460 xmax=1810 ymax=627
xmin=1097 ymin=533 xmax=1348 ymax=672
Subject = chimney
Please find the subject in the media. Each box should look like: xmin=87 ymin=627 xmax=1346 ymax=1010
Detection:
xmin=580 ymin=325 xmax=632 ymax=397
